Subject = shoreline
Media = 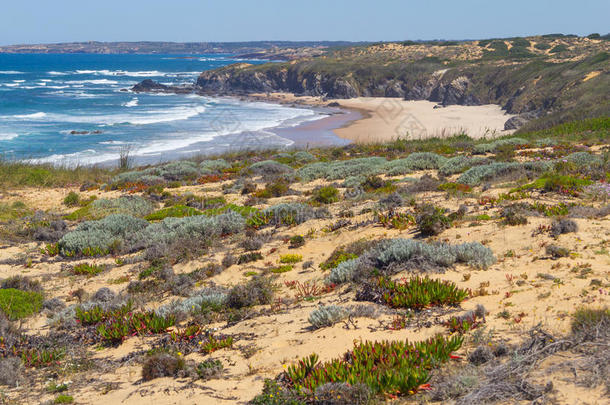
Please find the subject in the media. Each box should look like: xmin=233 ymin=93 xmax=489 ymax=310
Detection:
xmin=25 ymin=90 xmax=515 ymax=168
xmin=244 ymin=92 xmax=516 ymax=142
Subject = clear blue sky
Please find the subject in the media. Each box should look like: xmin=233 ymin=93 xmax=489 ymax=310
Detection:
xmin=1 ymin=0 xmax=608 ymax=45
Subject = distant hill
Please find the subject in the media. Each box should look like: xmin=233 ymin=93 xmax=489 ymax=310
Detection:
xmin=0 ymin=41 xmax=364 ymax=59
xmin=193 ymin=35 xmax=610 ymax=131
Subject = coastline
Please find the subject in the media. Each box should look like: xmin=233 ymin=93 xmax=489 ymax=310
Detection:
xmin=244 ymin=92 xmax=516 ymax=143
xmin=93 ymin=98 xmax=358 ymax=167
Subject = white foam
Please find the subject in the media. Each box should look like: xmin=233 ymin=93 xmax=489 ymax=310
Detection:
xmin=0 ymin=71 xmax=23 ymax=74
xmin=66 ymin=79 xmax=119 ymax=85
xmin=30 ymin=105 xmax=206 ymax=126
xmin=123 ymin=98 xmax=139 ymax=107
xmin=3 ymin=83 xmax=19 ymax=87
xmin=12 ymin=112 xmax=47 ymax=119
xmin=13 ymin=80 xmax=26 ymax=83
xmin=47 ymin=71 xmax=67 ymax=76
xmin=0 ymin=132 xmax=19 ymax=141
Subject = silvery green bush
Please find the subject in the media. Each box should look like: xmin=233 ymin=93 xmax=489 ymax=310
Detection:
xmin=439 ymin=156 xmax=488 ymax=176
xmin=308 ymin=305 xmax=349 ymax=329
xmin=58 ymin=214 xmax=148 ymax=255
xmin=200 ymin=159 xmax=230 ymax=174
xmin=385 ymin=153 xmax=448 ymax=176
xmin=155 ymin=288 xmax=228 ymax=317
xmin=88 ymin=195 xmax=155 ymax=218
xmin=298 ymin=157 xmax=388 ymax=181
xmin=131 ymin=210 xmax=245 ymax=250
xmin=260 ymin=203 xmax=315 ymax=226
xmin=111 ymin=160 xmax=202 ymax=184
xmin=564 ymin=152 xmax=602 ymax=167
xmin=293 ymin=150 xmax=316 ymax=163
xmin=248 ymin=160 xmax=294 ymax=176
xmin=456 ymin=161 xmax=551 ymax=186
xmin=328 ymin=258 xmax=361 ymax=284
xmin=327 ymin=238 xmax=496 ymax=284
xmin=474 ymin=137 xmax=528 ymax=154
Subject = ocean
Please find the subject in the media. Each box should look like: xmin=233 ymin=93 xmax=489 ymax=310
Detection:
xmin=0 ymin=54 xmax=333 ymax=166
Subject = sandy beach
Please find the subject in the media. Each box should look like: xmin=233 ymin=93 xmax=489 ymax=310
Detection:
xmin=249 ymin=93 xmax=515 ymax=144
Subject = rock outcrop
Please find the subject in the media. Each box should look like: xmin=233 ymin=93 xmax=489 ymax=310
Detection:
xmin=131 ymin=79 xmax=193 ymax=94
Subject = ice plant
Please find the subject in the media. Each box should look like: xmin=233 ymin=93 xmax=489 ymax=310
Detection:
xmin=285 ymin=334 xmax=463 ymax=396
xmin=378 ymin=276 xmax=469 ymax=310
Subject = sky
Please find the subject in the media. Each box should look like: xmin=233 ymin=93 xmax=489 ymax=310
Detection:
xmin=0 ymin=0 xmax=608 ymax=45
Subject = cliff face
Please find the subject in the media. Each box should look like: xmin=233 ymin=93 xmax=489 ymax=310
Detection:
xmin=194 ymin=51 xmax=609 ymax=130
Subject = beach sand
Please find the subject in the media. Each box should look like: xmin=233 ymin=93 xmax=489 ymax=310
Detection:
xmin=248 ymin=93 xmax=515 ymax=144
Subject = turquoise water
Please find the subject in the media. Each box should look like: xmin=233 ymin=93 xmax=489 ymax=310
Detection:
xmin=0 ymin=54 xmax=325 ymax=165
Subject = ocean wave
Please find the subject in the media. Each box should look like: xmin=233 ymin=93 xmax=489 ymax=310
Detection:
xmin=3 ymin=83 xmax=20 ymax=87
xmin=47 ymin=71 xmax=67 ymax=76
xmin=12 ymin=112 xmax=47 ymax=119
xmin=0 ymin=71 xmax=23 ymax=74
xmin=0 ymin=132 xmax=19 ymax=141
xmin=14 ymin=105 xmax=207 ymax=126
xmin=13 ymin=80 xmax=26 ymax=83
xmin=66 ymin=79 xmax=119 ymax=85
xmin=27 ymin=149 xmax=119 ymax=166
xmin=123 ymin=98 xmax=139 ymax=108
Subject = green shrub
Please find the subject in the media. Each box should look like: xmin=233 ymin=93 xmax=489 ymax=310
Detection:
xmin=377 ymin=276 xmax=469 ymax=309
xmin=280 ymin=254 xmax=302 ymax=264
xmin=73 ymin=263 xmax=105 ymax=277
xmin=53 ymin=395 xmax=74 ymax=404
xmin=66 ymin=195 xmax=154 ymax=220
xmin=1 ymin=276 xmax=42 ymax=293
xmin=312 ymin=186 xmax=339 ymax=204
xmin=571 ymin=307 xmax=609 ymax=336
xmin=141 ymin=352 xmax=185 ymax=381
xmin=63 ymin=191 xmax=80 ymax=207
xmin=549 ymin=44 xmax=569 ymax=53
xmin=248 ymin=203 xmax=315 ymax=227
xmin=416 ymin=205 xmax=452 ymax=236
xmin=196 ymin=359 xmax=224 ymax=380
xmin=145 ymin=205 xmax=203 ymax=221
xmin=226 ymin=277 xmax=274 ymax=309
xmin=289 ymin=235 xmax=305 ymax=248
xmin=0 ymin=289 xmax=43 ymax=320
xmin=238 ymin=252 xmax=263 ymax=264
xmin=513 ymin=174 xmax=592 ymax=194
xmin=255 ymin=180 xmax=290 ymax=198
xmin=270 ymin=265 xmax=293 ymax=274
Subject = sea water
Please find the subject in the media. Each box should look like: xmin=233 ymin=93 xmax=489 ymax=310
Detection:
xmin=0 ymin=54 xmax=325 ymax=166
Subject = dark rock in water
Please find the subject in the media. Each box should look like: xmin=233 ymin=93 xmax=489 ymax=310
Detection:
xmin=433 ymin=104 xmax=444 ymax=109
xmin=70 ymin=130 xmax=89 ymax=135
xmin=132 ymin=79 xmax=168 ymax=92
xmin=132 ymin=79 xmax=193 ymax=94
xmin=92 ymin=130 xmax=102 ymax=134
xmin=327 ymin=102 xmax=341 ymax=107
